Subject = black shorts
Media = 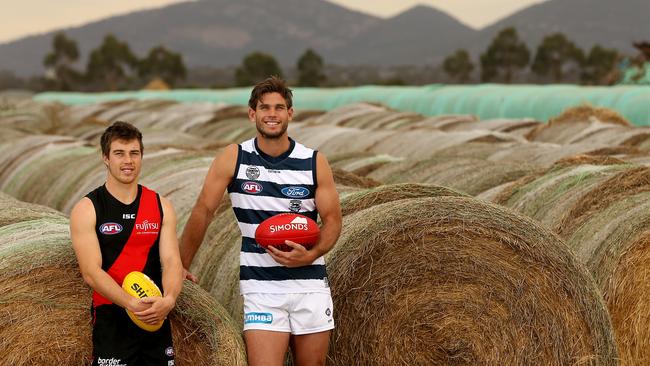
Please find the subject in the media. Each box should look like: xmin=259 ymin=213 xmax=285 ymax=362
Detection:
xmin=92 ymin=305 xmax=175 ymax=366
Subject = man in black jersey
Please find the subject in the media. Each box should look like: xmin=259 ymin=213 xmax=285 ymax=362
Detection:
xmin=70 ymin=121 xmax=183 ymax=366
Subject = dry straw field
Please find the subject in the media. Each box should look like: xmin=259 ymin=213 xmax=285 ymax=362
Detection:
xmin=3 ymin=94 xmax=650 ymax=364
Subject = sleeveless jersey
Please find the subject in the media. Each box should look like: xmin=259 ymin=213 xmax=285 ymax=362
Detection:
xmin=86 ymin=184 xmax=163 ymax=308
xmin=228 ymin=138 xmax=329 ymax=294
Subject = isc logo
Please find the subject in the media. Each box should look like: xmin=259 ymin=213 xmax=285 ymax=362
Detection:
xmin=99 ymin=222 xmax=122 ymax=235
xmin=242 ymin=181 xmax=263 ymax=194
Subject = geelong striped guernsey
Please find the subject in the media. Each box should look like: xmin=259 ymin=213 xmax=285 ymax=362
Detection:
xmin=228 ymin=137 xmax=330 ymax=295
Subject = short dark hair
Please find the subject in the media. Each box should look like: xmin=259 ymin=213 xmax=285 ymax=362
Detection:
xmin=100 ymin=121 xmax=143 ymax=157
xmin=248 ymin=76 xmax=293 ymax=110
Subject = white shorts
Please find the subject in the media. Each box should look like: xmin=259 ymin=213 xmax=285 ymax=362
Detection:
xmin=242 ymin=292 xmax=335 ymax=335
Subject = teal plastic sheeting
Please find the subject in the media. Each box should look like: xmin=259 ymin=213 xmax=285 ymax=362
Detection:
xmin=619 ymin=63 xmax=650 ymax=85
xmin=35 ymin=84 xmax=650 ymax=126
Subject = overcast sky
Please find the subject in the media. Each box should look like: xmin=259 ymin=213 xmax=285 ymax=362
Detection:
xmin=0 ymin=0 xmax=548 ymax=43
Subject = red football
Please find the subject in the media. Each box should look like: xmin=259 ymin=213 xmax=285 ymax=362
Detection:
xmin=255 ymin=213 xmax=320 ymax=251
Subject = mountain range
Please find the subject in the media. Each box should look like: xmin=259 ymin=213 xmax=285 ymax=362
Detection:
xmin=1 ymin=0 xmax=648 ymax=77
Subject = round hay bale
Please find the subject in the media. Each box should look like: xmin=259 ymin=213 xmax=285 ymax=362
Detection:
xmin=301 ymin=103 xmax=386 ymax=127
xmin=331 ymin=167 xmax=381 ymax=189
xmin=408 ymin=115 xmax=478 ymax=130
xmin=558 ymin=166 xmax=650 ymax=237
xmin=433 ymin=141 xmax=520 ymax=160
xmin=0 ymin=135 xmax=78 ymax=186
xmin=0 ymin=126 xmax=28 ymax=142
xmin=0 ymin=140 xmax=96 ymax=208
xmin=329 ymin=151 xmax=402 ymax=177
xmin=326 ymin=196 xmax=617 ymax=365
xmin=550 ymin=154 xmax=627 ymax=170
xmin=527 ymin=104 xmax=632 ymax=142
xmin=565 ymin=190 xmax=650 ymax=365
xmin=339 ymin=183 xmax=465 ymax=217
xmin=486 ymin=165 xmax=650 ymax=364
xmin=290 ymin=124 xmax=394 ymax=156
xmin=496 ymin=164 xmax=630 ymax=230
xmin=368 ymin=156 xmax=537 ymax=196
xmin=438 ymin=118 xmax=541 ymax=137
xmin=487 ymin=141 xmax=618 ymax=167
xmin=0 ymin=227 xmax=246 ymax=365
xmin=369 ymin=129 xmax=525 ymax=159
xmin=142 ymin=77 xmax=170 ymax=90
xmin=0 ymin=192 xmax=65 ymax=227
xmin=586 ymin=146 xmax=642 ymax=157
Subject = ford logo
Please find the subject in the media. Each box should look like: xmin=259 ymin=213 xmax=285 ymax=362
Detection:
xmin=99 ymin=222 xmax=122 ymax=235
xmin=242 ymin=181 xmax=263 ymax=194
xmin=281 ymin=186 xmax=310 ymax=198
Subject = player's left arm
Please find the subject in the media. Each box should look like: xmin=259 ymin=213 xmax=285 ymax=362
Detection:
xmin=268 ymin=152 xmax=342 ymax=267
xmin=134 ymin=196 xmax=183 ymax=324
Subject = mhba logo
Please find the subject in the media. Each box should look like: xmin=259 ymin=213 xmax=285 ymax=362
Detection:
xmin=244 ymin=312 xmax=273 ymax=324
xmin=99 ymin=222 xmax=122 ymax=235
xmin=242 ymin=181 xmax=263 ymax=194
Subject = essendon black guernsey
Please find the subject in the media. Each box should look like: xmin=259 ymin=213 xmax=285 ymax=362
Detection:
xmin=86 ymin=184 xmax=163 ymax=308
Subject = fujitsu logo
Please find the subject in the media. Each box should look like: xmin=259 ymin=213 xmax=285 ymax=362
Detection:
xmin=136 ymin=220 xmax=159 ymax=231
xmin=269 ymin=216 xmax=309 ymax=233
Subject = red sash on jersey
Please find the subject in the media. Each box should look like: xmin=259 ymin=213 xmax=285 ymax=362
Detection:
xmin=93 ymin=186 xmax=161 ymax=308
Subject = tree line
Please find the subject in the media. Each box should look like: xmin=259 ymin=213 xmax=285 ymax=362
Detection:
xmin=443 ymin=27 xmax=620 ymax=85
xmin=42 ymin=33 xmax=186 ymax=91
xmin=0 ymin=27 xmax=629 ymax=91
xmin=39 ymin=32 xmax=326 ymax=91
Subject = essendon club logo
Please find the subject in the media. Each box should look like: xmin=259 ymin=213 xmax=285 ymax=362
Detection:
xmin=242 ymin=181 xmax=263 ymax=194
xmin=99 ymin=222 xmax=122 ymax=235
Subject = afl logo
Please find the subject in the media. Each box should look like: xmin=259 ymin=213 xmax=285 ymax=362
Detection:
xmin=242 ymin=181 xmax=263 ymax=194
xmin=100 ymin=222 xmax=122 ymax=235
xmin=281 ymin=186 xmax=310 ymax=198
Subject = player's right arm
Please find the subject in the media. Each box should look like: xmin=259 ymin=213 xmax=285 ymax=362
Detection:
xmin=179 ymin=144 xmax=238 ymax=277
xmin=70 ymin=198 xmax=147 ymax=313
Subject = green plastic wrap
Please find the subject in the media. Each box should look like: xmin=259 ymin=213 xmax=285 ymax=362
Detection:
xmin=35 ymin=84 xmax=650 ymax=126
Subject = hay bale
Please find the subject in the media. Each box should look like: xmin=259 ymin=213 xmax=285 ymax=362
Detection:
xmin=0 ymin=222 xmax=246 ymax=365
xmin=142 ymin=77 xmax=170 ymax=90
xmin=438 ymin=118 xmax=541 ymax=137
xmin=487 ymin=141 xmax=620 ymax=167
xmin=302 ymin=103 xmax=387 ymax=127
xmin=527 ymin=104 xmax=632 ymax=143
xmin=368 ymin=156 xmax=537 ymax=196
xmin=495 ymin=164 xmax=630 ymax=230
xmin=326 ymin=196 xmax=617 ymax=365
xmin=329 ymin=152 xmax=402 ymax=177
xmin=339 ymin=183 xmax=465 ymax=217
xmin=407 ymin=115 xmax=478 ymax=130
xmin=0 ymin=192 xmax=65 ymax=227
xmin=331 ymin=167 xmax=381 ymax=189
xmin=565 ymin=191 xmax=650 ymax=365
xmin=551 ymin=154 xmax=626 ymax=170
xmin=490 ymin=165 xmax=650 ymax=364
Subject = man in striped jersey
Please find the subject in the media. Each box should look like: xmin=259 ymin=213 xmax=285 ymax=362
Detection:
xmin=180 ymin=77 xmax=342 ymax=366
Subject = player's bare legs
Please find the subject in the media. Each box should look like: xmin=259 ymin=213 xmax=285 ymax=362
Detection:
xmin=290 ymin=330 xmax=331 ymax=366
xmin=245 ymin=330 xmax=290 ymax=366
